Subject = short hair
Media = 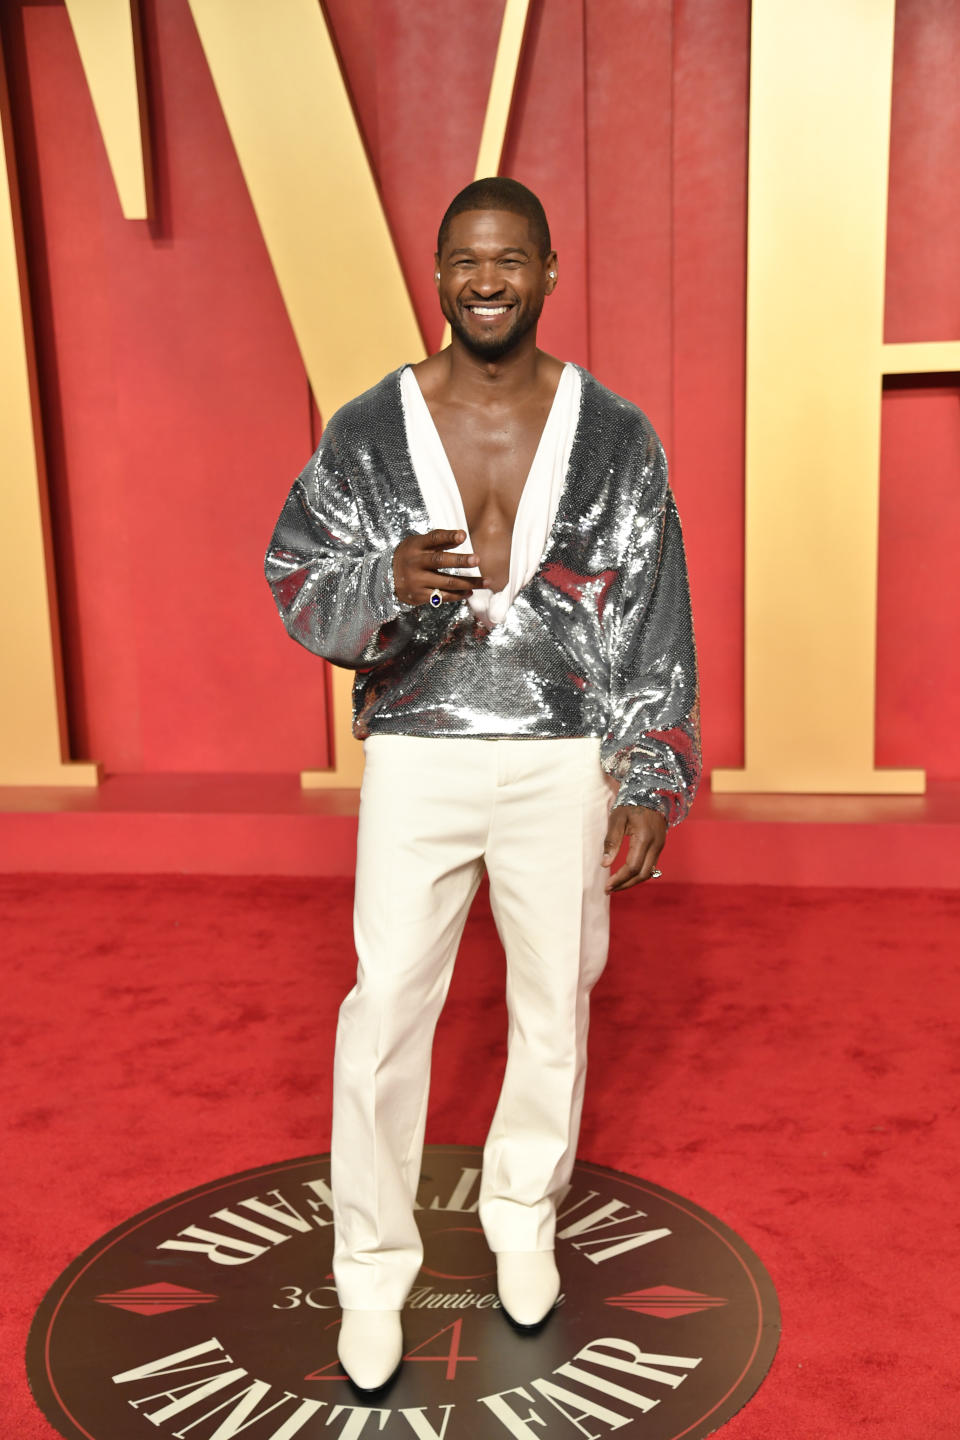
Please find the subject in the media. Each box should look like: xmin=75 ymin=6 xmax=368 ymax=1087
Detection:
xmin=437 ymin=177 xmax=551 ymax=258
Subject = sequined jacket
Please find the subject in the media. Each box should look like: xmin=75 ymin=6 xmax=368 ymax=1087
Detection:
xmin=265 ymin=365 xmax=700 ymax=824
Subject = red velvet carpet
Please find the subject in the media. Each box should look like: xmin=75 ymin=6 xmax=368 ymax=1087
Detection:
xmin=4 ymin=875 xmax=959 ymax=1437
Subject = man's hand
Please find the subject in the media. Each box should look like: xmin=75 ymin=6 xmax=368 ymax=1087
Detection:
xmin=602 ymin=804 xmax=667 ymax=893
xmin=393 ymin=529 xmax=481 ymax=607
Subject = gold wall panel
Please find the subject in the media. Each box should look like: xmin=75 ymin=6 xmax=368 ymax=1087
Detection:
xmin=713 ymin=0 xmax=925 ymax=795
xmin=186 ymin=0 xmax=425 ymax=429
xmin=0 ymin=38 xmax=98 ymax=787
xmin=439 ymin=0 xmax=530 ymax=352
xmin=186 ymin=0 xmax=433 ymax=788
xmin=882 ymin=341 xmax=960 ymax=374
xmin=64 ymin=0 xmax=151 ymax=219
xmin=474 ymin=0 xmax=531 ymax=179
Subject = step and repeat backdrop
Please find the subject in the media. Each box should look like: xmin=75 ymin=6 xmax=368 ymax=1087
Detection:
xmin=1 ymin=0 xmax=957 ymax=791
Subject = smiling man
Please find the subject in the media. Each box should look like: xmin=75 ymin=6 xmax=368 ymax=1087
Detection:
xmin=265 ymin=177 xmax=700 ymax=1390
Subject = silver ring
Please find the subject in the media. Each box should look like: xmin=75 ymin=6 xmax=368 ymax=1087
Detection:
xmin=429 ymin=588 xmax=443 ymax=608
xmin=650 ymin=868 xmax=662 ymax=879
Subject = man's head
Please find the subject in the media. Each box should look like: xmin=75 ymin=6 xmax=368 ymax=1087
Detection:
xmin=434 ymin=177 xmax=557 ymax=362
xmin=437 ymin=177 xmax=551 ymax=259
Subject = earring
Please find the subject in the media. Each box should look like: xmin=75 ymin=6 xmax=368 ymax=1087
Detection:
xmin=435 ymin=272 xmax=440 ymax=280
xmin=549 ymin=271 xmax=556 ymax=278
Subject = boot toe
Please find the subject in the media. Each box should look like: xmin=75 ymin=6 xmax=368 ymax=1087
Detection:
xmin=337 ymin=1309 xmax=403 ymax=1390
xmin=496 ymin=1251 xmax=561 ymax=1327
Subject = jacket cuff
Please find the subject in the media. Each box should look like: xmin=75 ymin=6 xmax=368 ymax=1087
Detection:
xmin=612 ymin=783 xmax=677 ymax=825
xmin=369 ymin=546 xmax=412 ymax=621
xmin=376 ymin=545 xmax=417 ymax=618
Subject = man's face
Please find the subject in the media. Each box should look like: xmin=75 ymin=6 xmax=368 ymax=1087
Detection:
xmin=435 ymin=209 xmax=557 ymax=361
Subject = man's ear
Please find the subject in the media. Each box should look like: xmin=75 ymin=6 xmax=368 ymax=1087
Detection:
xmin=434 ymin=253 xmax=441 ymax=286
xmin=545 ymin=251 xmax=558 ymax=294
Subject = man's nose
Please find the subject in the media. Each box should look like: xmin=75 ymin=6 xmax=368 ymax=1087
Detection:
xmin=470 ymin=264 xmax=505 ymax=295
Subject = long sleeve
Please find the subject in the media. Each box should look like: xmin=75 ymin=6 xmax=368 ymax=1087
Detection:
xmin=601 ymin=440 xmax=701 ymax=825
xmin=263 ymin=366 xmax=702 ymax=776
xmin=264 ymin=425 xmax=416 ymax=670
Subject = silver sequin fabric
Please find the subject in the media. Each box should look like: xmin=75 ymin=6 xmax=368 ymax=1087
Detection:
xmin=265 ymin=365 xmax=700 ymax=824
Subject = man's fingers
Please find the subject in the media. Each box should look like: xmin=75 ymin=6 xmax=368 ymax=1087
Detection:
xmin=606 ymin=863 xmax=649 ymax=892
xmin=430 ymin=550 xmax=479 ymax=570
xmin=429 ymin=579 xmax=474 ymax=598
xmin=394 ymin=527 xmax=481 ymax=604
xmin=602 ymin=805 xmax=667 ymax=893
xmin=606 ymin=835 xmax=646 ymax=892
xmin=421 ymin=529 xmax=478 ymax=563
xmin=415 ymin=579 xmax=475 ymax=602
xmin=606 ymin=832 xmax=664 ymax=892
xmin=601 ymin=811 xmax=628 ymax=867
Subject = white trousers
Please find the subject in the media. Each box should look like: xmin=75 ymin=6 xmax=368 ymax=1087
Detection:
xmin=331 ymin=735 xmax=612 ymax=1310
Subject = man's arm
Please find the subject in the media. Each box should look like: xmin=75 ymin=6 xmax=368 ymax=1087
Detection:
xmin=265 ymin=429 xmax=415 ymax=669
xmin=600 ymin=437 xmax=701 ymax=889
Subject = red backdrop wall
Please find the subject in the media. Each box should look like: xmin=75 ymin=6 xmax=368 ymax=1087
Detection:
xmin=3 ymin=0 xmax=958 ymax=782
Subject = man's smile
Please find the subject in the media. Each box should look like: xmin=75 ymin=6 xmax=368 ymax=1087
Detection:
xmin=463 ymin=301 xmax=514 ymax=318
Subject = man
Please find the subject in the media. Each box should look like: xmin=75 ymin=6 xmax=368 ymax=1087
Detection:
xmin=265 ymin=177 xmax=700 ymax=1390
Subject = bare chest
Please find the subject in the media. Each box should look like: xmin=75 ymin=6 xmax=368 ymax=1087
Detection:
xmin=430 ymin=405 xmax=550 ymax=541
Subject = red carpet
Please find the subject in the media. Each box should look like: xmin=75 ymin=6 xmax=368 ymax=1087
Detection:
xmin=4 ymin=875 xmax=959 ymax=1437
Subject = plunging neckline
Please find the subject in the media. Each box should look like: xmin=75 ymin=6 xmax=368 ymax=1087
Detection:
xmin=400 ymin=362 xmax=580 ymax=619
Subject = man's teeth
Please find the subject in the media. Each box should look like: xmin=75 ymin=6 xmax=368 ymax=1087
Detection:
xmin=470 ymin=305 xmax=509 ymax=315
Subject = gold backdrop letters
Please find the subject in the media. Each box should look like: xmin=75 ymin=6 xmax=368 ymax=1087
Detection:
xmin=712 ymin=0 xmax=928 ymax=795
xmin=0 ymin=27 xmax=99 ymax=786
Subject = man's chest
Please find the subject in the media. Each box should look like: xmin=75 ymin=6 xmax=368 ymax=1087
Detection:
xmin=429 ymin=405 xmax=550 ymax=534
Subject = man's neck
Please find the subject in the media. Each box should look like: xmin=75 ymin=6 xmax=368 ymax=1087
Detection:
xmin=441 ymin=335 xmax=546 ymax=403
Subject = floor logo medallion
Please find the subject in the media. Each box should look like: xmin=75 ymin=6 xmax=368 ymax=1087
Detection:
xmin=27 ymin=1146 xmax=780 ymax=1439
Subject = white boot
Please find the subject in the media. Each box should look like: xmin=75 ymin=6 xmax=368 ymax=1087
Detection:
xmin=337 ymin=1309 xmax=403 ymax=1390
xmin=496 ymin=1251 xmax=561 ymax=1327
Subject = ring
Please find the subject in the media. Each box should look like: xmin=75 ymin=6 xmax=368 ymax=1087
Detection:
xmin=429 ymin=589 xmax=442 ymax=608
xmin=651 ymin=868 xmax=662 ymax=879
